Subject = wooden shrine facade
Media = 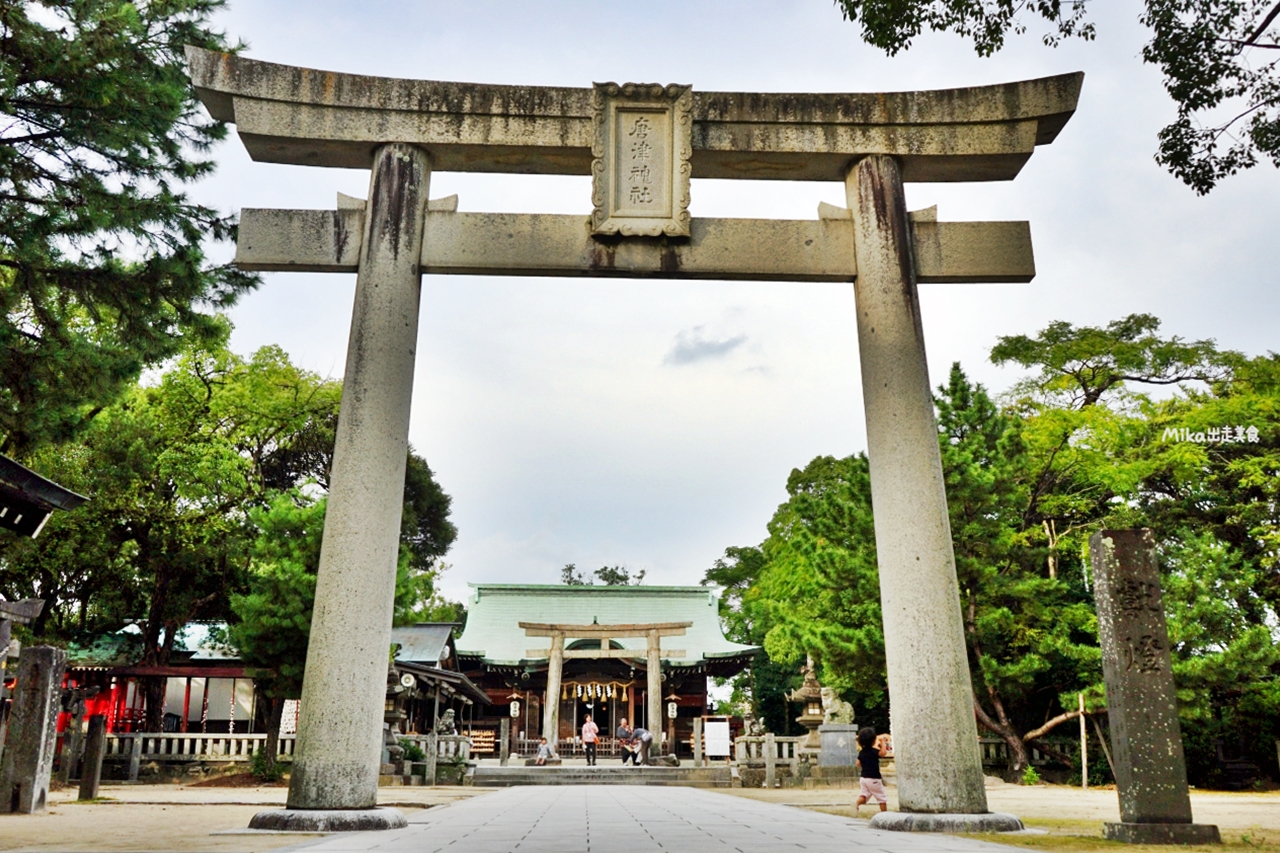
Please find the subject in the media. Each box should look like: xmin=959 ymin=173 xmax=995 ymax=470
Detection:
xmin=455 ymin=585 xmax=757 ymax=756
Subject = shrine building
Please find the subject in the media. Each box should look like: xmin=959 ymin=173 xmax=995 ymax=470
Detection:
xmin=454 ymin=584 xmax=757 ymax=757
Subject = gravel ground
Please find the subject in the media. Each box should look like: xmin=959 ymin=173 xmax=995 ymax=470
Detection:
xmin=720 ymin=780 xmax=1280 ymax=830
xmin=0 ymin=784 xmax=485 ymax=852
xmin=0 ymin=779 xmax=1276 ymax=852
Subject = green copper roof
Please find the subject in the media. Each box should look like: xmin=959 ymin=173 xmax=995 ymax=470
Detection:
xmin=456 ymin=584 xmax=757 ymax=665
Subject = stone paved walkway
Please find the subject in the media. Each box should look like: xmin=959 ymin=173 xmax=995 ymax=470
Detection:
xmin=289 ymin=786 xmax=1020 ymax=853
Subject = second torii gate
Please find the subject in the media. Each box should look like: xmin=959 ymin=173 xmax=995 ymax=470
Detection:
xmin=187 ymin=47 xmax=1081 ymax=829
xmin=520 ymin=620 xmax=691 ymax=751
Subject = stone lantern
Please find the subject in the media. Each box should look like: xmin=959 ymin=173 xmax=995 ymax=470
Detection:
xmin=785 ymin=656 xmax=825 ymax=752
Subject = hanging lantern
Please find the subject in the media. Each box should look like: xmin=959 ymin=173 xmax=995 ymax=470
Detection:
xmin=510 ymin=699 xmax=520 ymax=718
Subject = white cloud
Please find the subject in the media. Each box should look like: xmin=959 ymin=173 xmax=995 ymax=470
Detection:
xmin=664 ymin=327 xmax=749 ymax=366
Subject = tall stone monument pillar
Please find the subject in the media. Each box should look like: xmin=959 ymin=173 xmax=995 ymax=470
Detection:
xmin=0 ymin=646 xmax=66 ymax=814
xmin=1090 ymin=529 xmax=1220 ymax=844
xmin=847 ymin=156 xmax=1008 ymax=828
xmin=261 ymin=143 xmax=431 ymax=830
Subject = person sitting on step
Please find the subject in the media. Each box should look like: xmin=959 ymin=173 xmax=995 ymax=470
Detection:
xmin=535 ymin=737 xmax=554 ymax=766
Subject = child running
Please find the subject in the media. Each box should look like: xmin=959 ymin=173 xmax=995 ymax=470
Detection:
xmin=855 ymin=726 xmax=889 ymax=814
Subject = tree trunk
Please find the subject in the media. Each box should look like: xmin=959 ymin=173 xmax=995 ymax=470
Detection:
xmin=142 ymin=622 xmax=178 ymax=731
xmin=263 ymin=697 xmax=285 ymax=773
xmin=143 ymin=676 xmax=166 ymax=732
xmin=1043 ymin=519 xmax=1058 ymax=579
xmin=1001 ymin=729 xmax=1030 ymax=774
xmin=973 ymin=696 xmax=1030 ymax=775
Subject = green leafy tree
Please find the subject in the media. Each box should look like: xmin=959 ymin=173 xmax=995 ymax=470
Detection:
xmin=991 ymin=314 xmax=1226 ymax=410
xmin=705 ymin=456 xmax=888 ymax=733
xmin=991 ymin=317 xmax=1280 ymax=782
xmin=1160 ymin=532 xmax=1280 ymax=783
xmin=227 ymin=449 xmax=460 ymax=769
xmin=394 ymin=448 xmax=461 ymax=625
xmin=1132 ymin=353 xmax=1280 ymax=780
xmin=594 ymin=565 xmax=645 ymax=585
xmin=0 ymin=0 xmax=256 ymax=455
xmin=228 ymin=493 xmax=321 ymax=770
xmin=558 ymin=563 xmax=646 ymax=585
xmin=704 ymin=545 xmax=768 ymax=647
xmin=0 ymin=334 xmax=341 ymax=729
xmin=831 ymin=0 xmax=1280 ymax=192
xmin=703 ymin=545 xmax=810 ymax=734
xmin=992 ymin=314 xmax=1226 ymax=582
xmin=400 ymin=449 xmax=456 ymax=575
xmin=561 ymin=563 xmax=589 ymax=585
xmin=940 ymin=363 xmax=1101 ymax=773
xmin=713 ymin=315 xmax=1279 ymax=782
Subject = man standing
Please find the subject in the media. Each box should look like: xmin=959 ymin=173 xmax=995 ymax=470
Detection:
xmin=582 ymin=714 xmax=599 ymax=766
xmin=616 ymin=717 xmax=635 ymax=765
xmin=631 ymin=725 xmax=654 ymax=766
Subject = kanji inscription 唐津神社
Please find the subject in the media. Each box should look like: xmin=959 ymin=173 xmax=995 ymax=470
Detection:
xmin=591 ymin=83 xmax=692 ymax=237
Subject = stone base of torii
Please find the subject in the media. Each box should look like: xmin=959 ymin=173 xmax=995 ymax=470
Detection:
xmin=185 ymin=47 xmax=1083 ymax=828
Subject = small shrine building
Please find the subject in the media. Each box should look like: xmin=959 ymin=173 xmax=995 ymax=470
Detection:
xmin=454 ymin=584 xmax=757 ymax=756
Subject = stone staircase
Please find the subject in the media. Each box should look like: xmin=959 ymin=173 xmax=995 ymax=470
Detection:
xmin=469 ymin=765 xmax=733 ymax=788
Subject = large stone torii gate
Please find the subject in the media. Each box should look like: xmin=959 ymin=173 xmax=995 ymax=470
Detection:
xmin=186 ymin=48 xmax=1081 ymax=826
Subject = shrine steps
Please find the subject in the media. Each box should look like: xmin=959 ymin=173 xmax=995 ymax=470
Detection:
xmin=468 ymin=765 xmax=733 ymax=787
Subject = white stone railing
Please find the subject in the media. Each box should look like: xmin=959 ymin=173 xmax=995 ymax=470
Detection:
xmin=104 ymin=733 xmax=296 ymax=781
xmin=438 ymin=734 xmax=472 ymax=761
xmin=400 ymin=733 xmax=472 ymax=762
xmin=733 ymin=733 xmax=802 ymax=788
xmin=733 ymin=734 xmax=801 ymax=771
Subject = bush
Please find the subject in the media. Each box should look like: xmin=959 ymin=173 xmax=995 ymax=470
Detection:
xmin=1021 ymin=766 xmax=1041 ymax=786
xmin=250 ymin=748 xmax=285 ymax=782
xmin=399 ymin=738 xmax=426 ymax=762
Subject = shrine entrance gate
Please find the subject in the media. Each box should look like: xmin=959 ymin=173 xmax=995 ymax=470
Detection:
xmin=186 ymin=47 xmax=1082 ymax=818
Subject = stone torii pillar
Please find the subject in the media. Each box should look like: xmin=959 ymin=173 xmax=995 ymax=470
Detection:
xmin=186 ymin=47 xmax=1081 ymax=831
xmin=251 ymin=143 xmax=430 ymax=832
xmin=848 ymin=155 xmax=987 ymax=817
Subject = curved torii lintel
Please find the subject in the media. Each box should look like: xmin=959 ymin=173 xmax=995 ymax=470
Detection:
xmin=185 ymin=46 xmax=1082 ymax=182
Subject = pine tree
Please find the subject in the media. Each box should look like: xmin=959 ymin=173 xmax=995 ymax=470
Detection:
xmin=0 ymin=0 xmax=255 ymax=455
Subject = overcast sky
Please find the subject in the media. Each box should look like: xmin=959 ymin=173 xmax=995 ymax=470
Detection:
xmin=193 ymin=1 xmax=1280 ymax=603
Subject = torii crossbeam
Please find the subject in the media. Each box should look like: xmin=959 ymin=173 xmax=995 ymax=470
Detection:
xmin=186 ymin=47 xmax=1081 ymax=826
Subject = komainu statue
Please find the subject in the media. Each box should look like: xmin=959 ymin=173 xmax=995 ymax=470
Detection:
xmin=820 ymin=686 xmax=854 ymax=725
xmin=434 ymin=708 xmax=457 ymax=736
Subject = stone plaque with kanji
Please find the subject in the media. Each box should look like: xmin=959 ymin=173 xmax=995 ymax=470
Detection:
xmin=591 ymin=82 xmax=692 ymax=238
